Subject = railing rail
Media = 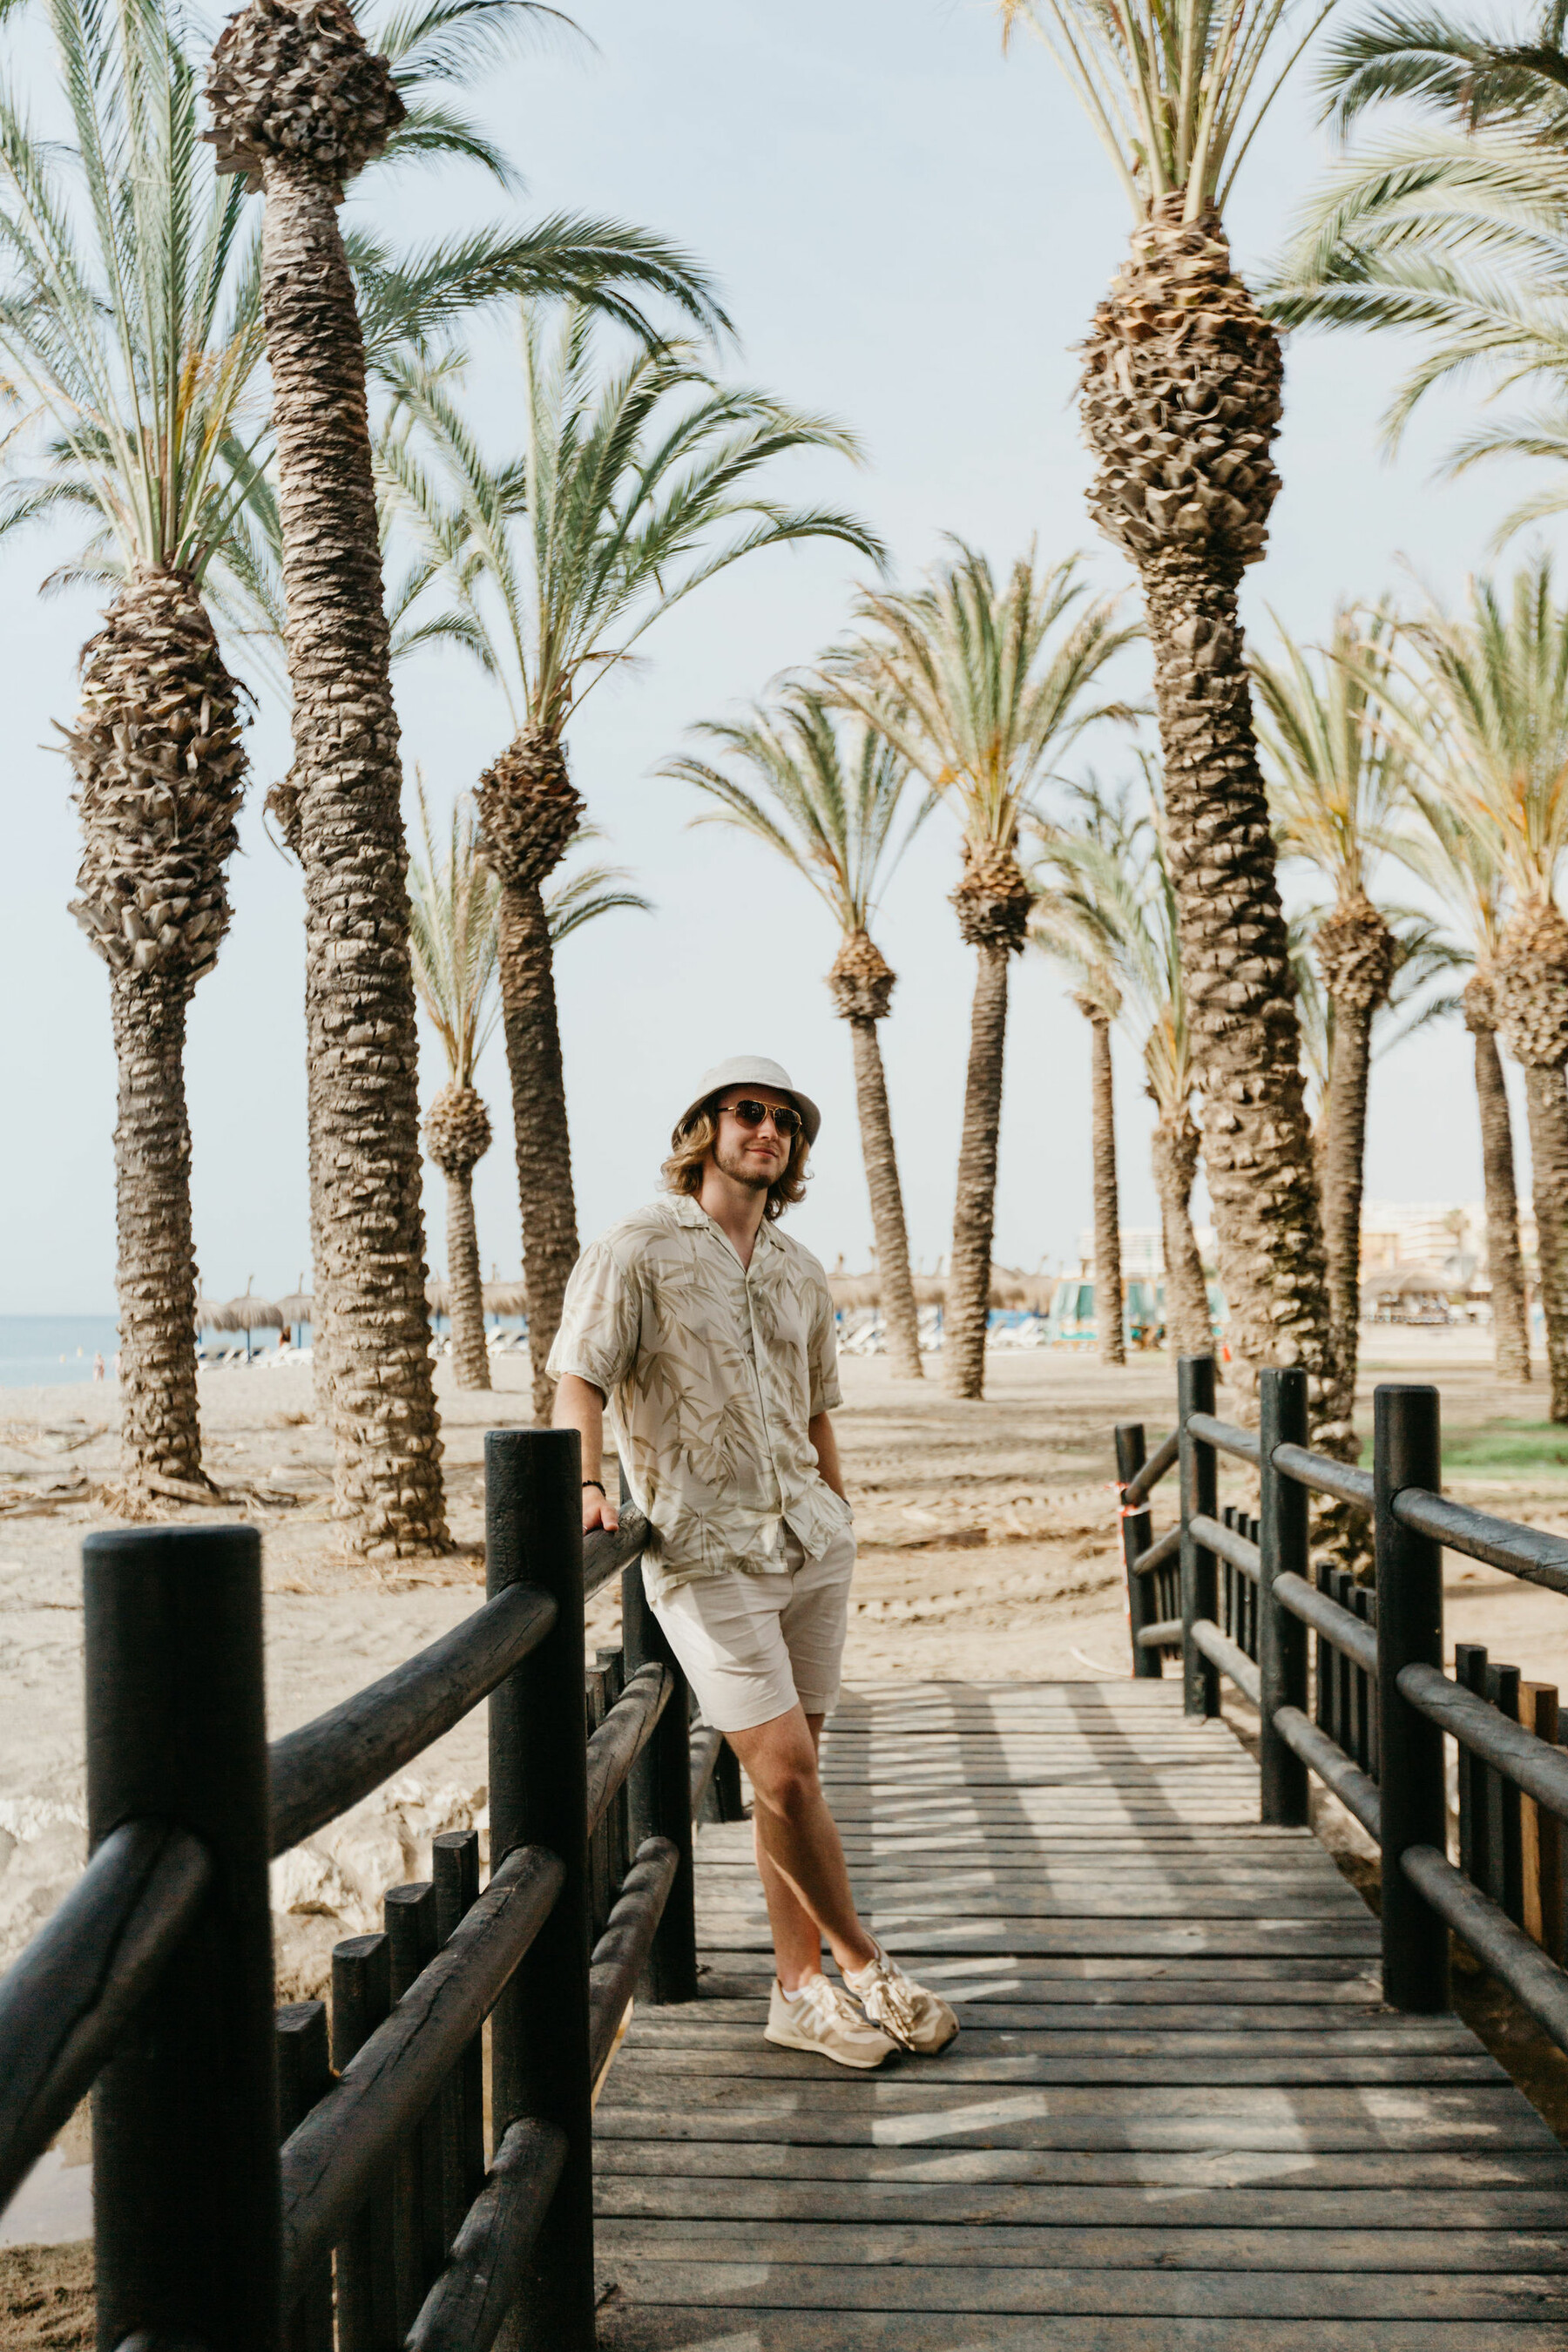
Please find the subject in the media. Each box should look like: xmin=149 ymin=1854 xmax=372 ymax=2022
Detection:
xmin=1116 ymin=1356 xmax=1568 ymax=2048
xmin=0 ymin=1441 xmax=736 ymax=2351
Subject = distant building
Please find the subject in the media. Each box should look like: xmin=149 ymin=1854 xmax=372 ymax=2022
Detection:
xmin=1078 ymin=1226 xmax=1218 ymax=1278
xmin=1076 ymin=1200 xmax=1534 ymax=1291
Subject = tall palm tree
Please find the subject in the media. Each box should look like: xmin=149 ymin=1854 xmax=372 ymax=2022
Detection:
xmin=0 ymin=0 xmax=268 ymax=1506
xmin=409 ymin=780 xmax=502 ymax=1389
xmin=666 ymin=688 xmax=927 ymax=1379
xmin=1252 ymin=607 xmax=1406 ymax=1434
xmin=1001 ymin=0 xmax=1335 ymax=1397
xmin=1271 ymin=1 xmax=1568 ymax=541
xmin=380 ymin=313 xmax=882 ymax=1416
xmin=1389 ymin=796 xmax=1532 ymax=1380
xmin=410 ymin=785 xmax=649 ymax=1389
xmin=830 ymin=544 xmax=1137 ymax=1399
xmin=204 ymin=6 xmax=728 ymax=1547
xmin=1031 ymin=773 xmax=1214 ymax=1362
xmin=1029 ymin=788 xmax=1131 ymax=1368
xmin=1376 ymin=558 xmax=1568 ymax=1416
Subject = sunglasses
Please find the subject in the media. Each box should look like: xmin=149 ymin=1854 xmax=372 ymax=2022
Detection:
xmin=720 ymin=1098 xmax=804 ymax=1139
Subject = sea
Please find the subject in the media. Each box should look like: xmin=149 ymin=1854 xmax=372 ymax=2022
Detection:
xmin=1 ymin=1315 xmax=125 ymax=1388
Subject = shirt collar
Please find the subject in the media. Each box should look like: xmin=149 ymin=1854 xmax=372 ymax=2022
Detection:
xmin=665 ymin=1194 xmax=781 ymax=1257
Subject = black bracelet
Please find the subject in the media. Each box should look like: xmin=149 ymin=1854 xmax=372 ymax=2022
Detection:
xmin=582 ymin=1479 xmax=606 ymax=1497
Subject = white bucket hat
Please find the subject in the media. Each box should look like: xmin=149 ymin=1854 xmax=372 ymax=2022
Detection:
xmin=675 ymin=1056 xmax=821 ymax=1147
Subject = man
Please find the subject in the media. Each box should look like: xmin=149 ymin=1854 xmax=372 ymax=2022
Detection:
xmin=550 ymin=1055 xmax=957 ymax=2070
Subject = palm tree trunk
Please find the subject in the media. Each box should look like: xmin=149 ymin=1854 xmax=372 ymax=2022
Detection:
xmin=1088 ymin=1013 xmax=1125 ymax=1367
xmin=1320 ymin=995 xmax=1375 ymax=1431
xmin=109 ymin=974 xmax=209 ymax=1503
xmin=1524 ymin=1066 xmax=1568 ymax=1421
xmin=1473 ymin=1025 xmax=1531 ymax=1382
xmin=253 ymin=157 xmax=447 ymax=1553
xmin=445 ymin=1169 xmax=491 ymax=1390
xmin=1142 ymin=560 xmax=1329 ymax=1394
xmin=1080 ymin=199 xmax=1329 ymax=1396
xmin=64 ymin=566 xmax=244 ymax=1503
xmin=947 ymin=946 xmax=1010 ymax=1399
xmin=497 ymin=880 xmax=580 ymax=1421
xmin=846 ymin=1014 xmax=923 ymax=1379
xmin=1152 ymin=1109 xmax=1211 ymax=1362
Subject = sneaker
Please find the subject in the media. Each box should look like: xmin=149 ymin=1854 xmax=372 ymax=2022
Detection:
xmin=844 ymin=1945 xmax=959 ymax=2055
xmin=765 ymin=1972 xmax=896 ymax=2070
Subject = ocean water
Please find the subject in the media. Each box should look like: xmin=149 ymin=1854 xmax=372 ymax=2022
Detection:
xmin=0 ymin=1315 xmax=124 ymax=1388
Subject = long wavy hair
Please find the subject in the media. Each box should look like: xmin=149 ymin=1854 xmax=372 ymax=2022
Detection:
xmin=662 ymin=1098 xmax=811 ymax=1223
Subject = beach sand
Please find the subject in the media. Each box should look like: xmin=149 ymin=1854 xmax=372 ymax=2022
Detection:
xmin=4 ymin=1330 xmax=1568 ymax=2308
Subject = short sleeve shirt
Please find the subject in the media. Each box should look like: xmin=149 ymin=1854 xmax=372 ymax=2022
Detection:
xmin=546 ymin=1195 xmax=848 ymax=1592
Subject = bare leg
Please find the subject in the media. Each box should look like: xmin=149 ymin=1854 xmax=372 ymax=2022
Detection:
xmin=727 ymin=1704 xmax=876 ymax=1991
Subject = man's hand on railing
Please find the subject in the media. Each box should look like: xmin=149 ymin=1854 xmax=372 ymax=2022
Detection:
xmin=583 ymin=1484 xmax=620 ymax=1536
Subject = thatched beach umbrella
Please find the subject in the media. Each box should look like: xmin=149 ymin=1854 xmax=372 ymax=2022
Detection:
xmin=209 ymin=1285 xmax=282 ymax=1361
xmin=426 ymin=1279 xmax=452 ymax=1325
xmin=275 ymin=1289 xmax=313 ymax=1346
xmin=483 ymin=1281 xmax=528 ymax=1319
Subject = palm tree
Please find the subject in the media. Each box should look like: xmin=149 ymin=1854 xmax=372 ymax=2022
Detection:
xmin=666 ymin=688 xmax=927 ymax=1379
xmin=1376 ymin=557 xmax=1568 ymax=1416
xmin=1252 ymin=607 xmax=1407 ymax=1434
xmin=0 ymin=0 xmax=269 ymax=1506
xmin=1028 ymin=788 xmax=1131 ymax=1368
xmin=1001 ymin=0 xmax=1335 ymax=1397
xmin=409 ymin=780 xmax=502 ymax=1388
xmin=204 ymin=4 xmax=730 ymax=1548
xmin=410 ymin=785 xmax=649 ymax=1389
xmin=380 ymin=312 xmax=882 ymax=1416
xmin=1031 ymin=773 xmax=1214 ymax=1362
xmin=1271 ymin=2 xmax=1568 ymax=541
xmin=830 ymin=543 xmax=1138 ymax=1399
xmin=1389 ymin=796 xmax=1532 ymax=1380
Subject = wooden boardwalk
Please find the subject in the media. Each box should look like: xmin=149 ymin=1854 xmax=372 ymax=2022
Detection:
xmin=593 ymin=1680 xmax=1568 ymax=2349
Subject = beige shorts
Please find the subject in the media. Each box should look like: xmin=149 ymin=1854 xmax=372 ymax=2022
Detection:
xmin=645 ymin=1524 xmax=856 ymax=1734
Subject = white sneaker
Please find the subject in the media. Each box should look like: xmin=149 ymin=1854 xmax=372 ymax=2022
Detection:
xmin=765 ymin=1972 xmax=896 ymax=2070
xmin=844 ymin=1945 xmax=959 ymax=2054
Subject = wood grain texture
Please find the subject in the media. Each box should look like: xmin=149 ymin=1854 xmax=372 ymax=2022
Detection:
xmin=594 ymin=1680 xmax=1568 ymax=2341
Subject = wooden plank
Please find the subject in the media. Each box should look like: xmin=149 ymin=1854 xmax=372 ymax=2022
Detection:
xmin=598 ymin=2215 xmax=1568 ymax=2272
xmin=598 ymin=2255 xmax=1568 ymax=2319
xmin=652 ymin=1999 xmax=1463 ymax=2031
xmin=613 ymin=2050 xmax=1506 ymax=2086
xmin=594 ymin=2140 xmax=1568 ymax=2191
xmin=595 ymin=2174 xmax=1568 ymax=2227
xmin=694 ymin=1951 xmax=1382 ymax=1985
xmin=595 ymin=2306 xmax=1568 ymax=2350
xmin=616 ymin=2017 xmax=1488 ymax=2054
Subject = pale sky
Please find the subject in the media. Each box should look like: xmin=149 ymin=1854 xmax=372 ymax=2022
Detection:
xmin=1 ymin=0 xmax=1544 ymax=1316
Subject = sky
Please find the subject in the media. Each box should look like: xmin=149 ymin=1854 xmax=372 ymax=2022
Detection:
xmin=0 ymin=0 xmax=1548 ymax=1317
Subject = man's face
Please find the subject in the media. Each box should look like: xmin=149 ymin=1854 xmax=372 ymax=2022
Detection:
xmin=711 ymin=1090 xmax=798 ymax=1192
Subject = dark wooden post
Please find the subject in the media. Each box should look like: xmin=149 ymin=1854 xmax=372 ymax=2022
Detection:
xmin=84 ymin=1523 xmax=280 ymax=2352
xmin=1258 ymin=1367 xmax=1309 ymax=1826
xmin=332 ymin=1932 xmax=396 ymax=2352
xmin=1177 ymin=1356 xmax=1218 ymax=1718
xmin=1116 ymin=1423 xmax=1161 ymax=1679
xmin=1374 ymin=1383 xmax=1450 ymax=2014
xmin=432 ymin=1830 xmax=484 ymax=2247
xmin=384 ymin=1880 xmax=441 ymax=2312
xmin=1485 ymin=1663 xmax=1524 ymax=1925
xmin=275 ymin=2003 xmax=332 ymax=2352
xmin=486 ymin=1429 xmax=595 ymax=2352
xmin=621 ymin=1558 xmax=699 ymax=2000
xmin=1456 ymin=1642 xmax=1490 ymax=1892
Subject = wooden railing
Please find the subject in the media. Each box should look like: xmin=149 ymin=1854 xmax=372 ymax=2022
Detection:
xmin=0 ymin=1429 xmax=739 ymax=2350
xmin=1119 ymin=1357 xmax=1568 ymax=2023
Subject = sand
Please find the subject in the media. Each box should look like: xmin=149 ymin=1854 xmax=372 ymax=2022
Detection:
xmin=4 ymin=1328 xmax=1568 ymax=2297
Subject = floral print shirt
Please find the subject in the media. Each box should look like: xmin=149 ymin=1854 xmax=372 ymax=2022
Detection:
xmin=547 ymin=1195 xmax=848 ymax=1592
